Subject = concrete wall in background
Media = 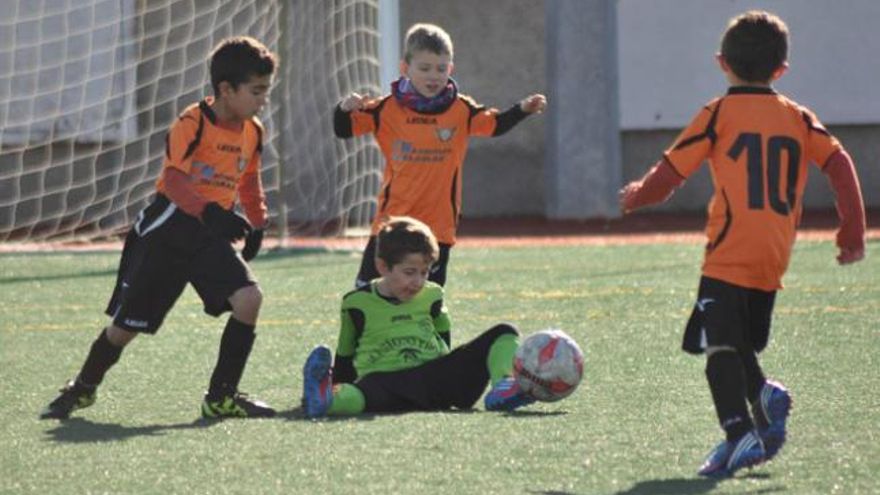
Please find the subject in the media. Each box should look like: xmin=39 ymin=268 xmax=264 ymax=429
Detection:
xmin=618 ymin=0 xmax=880 ymax=129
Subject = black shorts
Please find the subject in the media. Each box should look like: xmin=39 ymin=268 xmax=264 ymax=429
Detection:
xmin=355 ymin=236 xmax=452 ymax=287
xmin=104 ymin=195 xmax=257 ymax=334
xmin=682 ymin=276 xmax=776 ymax=355
xmin=355 ymin=323 xmax=518 ymax=413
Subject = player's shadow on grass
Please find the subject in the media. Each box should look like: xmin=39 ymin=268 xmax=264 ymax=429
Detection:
xmin=43 ymin=417 xmax=218 ymax=443
xmin=279 ymin=407 xmax=566 ymax=421
xmin=279 ymin=407 xmax=377 ymax=422
xmin=497 ymin=409 xmax=567 ymax=418
xmin=612 ymin=473 xmax=780 ymax=495
xmin=611 ymin=478 xmax=719 ymax=495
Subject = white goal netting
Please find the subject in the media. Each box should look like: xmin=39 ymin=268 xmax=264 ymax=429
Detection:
xmin=0 ymin=0 xmax=383 ymax=243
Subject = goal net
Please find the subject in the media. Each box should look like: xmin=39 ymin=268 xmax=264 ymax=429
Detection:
xmin=0 ymin=0 xmax=383 ymax=243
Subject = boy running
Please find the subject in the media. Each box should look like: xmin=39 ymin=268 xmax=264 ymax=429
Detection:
xmin=41 ymin=36 xmax=279 ymax=420
xmin=619 ymin=11 xmax=866 ymax=477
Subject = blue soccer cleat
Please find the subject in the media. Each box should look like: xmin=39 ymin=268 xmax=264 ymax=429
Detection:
xmin=302 ymin=345 xmax=334 ymax=418
xmin=698 ymin=430 xmax=766 ymax=478
xmin=484 ymin=377 xmax=536 ymax=412
xmin=755 ymin=380 xmax=792 ymax=460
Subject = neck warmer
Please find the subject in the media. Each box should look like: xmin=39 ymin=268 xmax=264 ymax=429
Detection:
xmin=392 ymin=77 xmax=458 ymax=114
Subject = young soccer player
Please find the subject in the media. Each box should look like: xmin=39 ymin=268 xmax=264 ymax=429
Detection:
xmin=334 ymin=22 xmax=547 ymax=288
xmin=41 ymin=36 xmax=279 ymax=420
xmin=300 ymin=216 xmax=535 ymax=418
xmin=620 ymin=11 xmax=866 ymax=477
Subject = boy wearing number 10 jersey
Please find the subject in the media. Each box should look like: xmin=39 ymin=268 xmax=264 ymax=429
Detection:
xmin=620 ymin=11 xmax=866 ymax=478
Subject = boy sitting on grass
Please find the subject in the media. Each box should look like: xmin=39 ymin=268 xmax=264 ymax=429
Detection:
xmin=301 ymin=216 xmax=536 ymax=417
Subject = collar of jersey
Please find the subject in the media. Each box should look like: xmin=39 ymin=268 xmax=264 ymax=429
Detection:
xmin=372 ymin=280 xmax=404 ymax=305
xmin=199 ymin=98 xmax=247 ymax=133
xmin=727 ymin=86 xmax=776 ymax=96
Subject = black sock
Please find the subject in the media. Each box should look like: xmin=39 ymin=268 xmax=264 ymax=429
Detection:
xmin=740 ymin=350 xmax=766 ymax=403
xmin=77 ymin=328 xmax=124 ymax=387
xmin=706 ymin=351 xmax=754 ymax=443
xmin=207 ymin=318 xmax=256 ymax=398
xmin=740 ymin=350 xmax=769 ymax=428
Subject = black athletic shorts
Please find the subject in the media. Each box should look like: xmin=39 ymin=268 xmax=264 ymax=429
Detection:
xmin=104 ymin=195 xmax=256 ymax=333
xmin=682 ymin=276 xmax=776 ymax=355
xmin=355 ymin=323 xmax=518 ymax=413
xmin=355 ymin=236 xmax=452 ymax=287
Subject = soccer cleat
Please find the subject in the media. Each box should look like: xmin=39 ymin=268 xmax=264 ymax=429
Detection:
xmin=484 ymin=377 xmax=536 ymax=412
xmin=754 ymin=380 xmax=792 ymax=460
xmin=201 ymin=391 xmax=276 ymax=419
xmin=697 ymin=430 xmax=766 ymax=478
xmin=302 ymin=345 xmax=334 ymax=418
xmin=40 ymin=379 xmax=97 ymax=419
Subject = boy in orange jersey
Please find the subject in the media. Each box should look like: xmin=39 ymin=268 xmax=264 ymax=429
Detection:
xmin=334 ymin=23 xmax=547 ymax=288
xmin=620 ymin=11 xmax=866 ymax=478
xmin=41 ymin=37 xmax=278 ymax=420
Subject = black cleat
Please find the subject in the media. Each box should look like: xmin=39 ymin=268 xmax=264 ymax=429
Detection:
xmin=201 ymin=391 xmax=276 ymax=418
xmin=40 ymin=380 xmax=97 ymax=419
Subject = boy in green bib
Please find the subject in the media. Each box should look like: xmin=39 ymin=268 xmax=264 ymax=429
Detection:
xmin=301 ymin=216 xmax=533 ymax=417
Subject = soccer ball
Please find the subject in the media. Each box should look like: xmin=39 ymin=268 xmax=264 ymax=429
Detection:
xmin=513 ymin=329 xmax=584 ymax=402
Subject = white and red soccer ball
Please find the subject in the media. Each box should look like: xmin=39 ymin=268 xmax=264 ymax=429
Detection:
xmin=514 ymin=329 xmax=584 ymax=402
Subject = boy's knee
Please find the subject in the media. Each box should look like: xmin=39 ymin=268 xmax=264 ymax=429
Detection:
xmin=705 ymin=348 xmax=738 ymax=378
xmin=488 ymin=323 xmax=518 ymax=339
xmin=105 ymin=325 xmax=137 ymax=347
xmin=231 ymin=284 xmax=262 ymax=310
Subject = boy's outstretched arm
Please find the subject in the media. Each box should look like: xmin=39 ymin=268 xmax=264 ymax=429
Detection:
xmin=333 ymin=92 xmax=370 ymax=138
xmin=822 ymin=149 xmax=867 ymax=264
xmin=619 ymin=159 xmax=686 ymax=214
xmin=492 ymin=93 xmax=547 ymax=136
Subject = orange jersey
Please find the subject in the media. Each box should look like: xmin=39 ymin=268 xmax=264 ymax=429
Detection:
xmin=344 ymin=94 xmax=500 ymax=244
xmin=155 ymin=98 xmax=267 ymax=225
xmin=665 ymin=87 xmax=841 ymax=290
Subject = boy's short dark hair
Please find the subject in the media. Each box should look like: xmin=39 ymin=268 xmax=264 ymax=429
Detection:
xmin=403 ymin=23 xmax=453 ymax=63
xmin=375 ymin=216 xmax=439 ymax=268
xmin=721 ymin=11 xmax=789 ymax=83
xmin=209 ymin=36 xmax=277 ymax=95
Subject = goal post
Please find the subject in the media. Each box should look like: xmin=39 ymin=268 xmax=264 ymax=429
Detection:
xmin=0 ymin=0 xmax=383 ymax=243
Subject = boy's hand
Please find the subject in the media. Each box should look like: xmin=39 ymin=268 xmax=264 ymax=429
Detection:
xmin=241 ymin=229 xmax=264 ymax=261
xmin=837 ymin=246 xmax=865 ymax=265
xmin=618 ymin=181 xmax=642 ymax=214
xmin=339 ymin=93 xmax=369 ymax=112
xmin=202 ymin=202 xmax=252 ymax=241
xmin=519 ymin=94 xmax=547 ymax=114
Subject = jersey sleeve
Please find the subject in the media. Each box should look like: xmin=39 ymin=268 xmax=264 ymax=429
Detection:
xmin=237 ymin=121 xmax=268 ymax=227
xmin=162 ymin=167 xmax=208 ymax=218
xmin=164 ymin=112 xmax=201 ymax=174
xmin=345 ymin=97 xmax=387 ymax=137
xmin=822 ymin=149 xmax=866 ymax=252
xmin=460 ymin=94 xmax=499 ymax=137
xmin=801 ymin=108 xmax=842 ymax=169
xmin=430 ymin=298 xmax=451 ymax=348
xmin=336 ymin=306 xmax=359 ymax=358
xmin=492 ymin=104 xmax=529 ymax=136
xmin=663 ymin=101 xmax=720 ymax=177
